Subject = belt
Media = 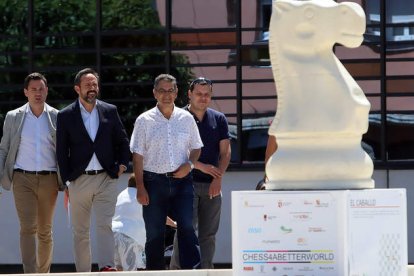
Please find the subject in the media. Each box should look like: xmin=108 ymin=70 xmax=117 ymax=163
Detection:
xmin=153 ymin=172 xmax=174 ymax=178
xmin=165 ymin=172 xmax=175 ymax=178
xmin=144 ymin=171 xmax=174 ymax=178
xmin=83 ymin=169 xmax=105 ymax=175
xmin=145 ymin=171 xmax=175 ymax=178
xmin=14 ymin=169 xmax=56 ymax=175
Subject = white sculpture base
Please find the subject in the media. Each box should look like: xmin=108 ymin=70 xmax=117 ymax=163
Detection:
xmin=266 ymin=136 xmax=374 ymax=190
xmin=265 ymin=179 xmax=374 ymax=190
xmin=232 ymin=189 xmax=407 ymax=276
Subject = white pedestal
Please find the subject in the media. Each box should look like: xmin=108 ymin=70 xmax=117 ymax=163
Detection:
xmin=231 ymin=189 xmax=407 ymax=276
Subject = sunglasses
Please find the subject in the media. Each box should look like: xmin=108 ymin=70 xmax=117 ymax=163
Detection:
xmin=189 ymin=77 xmax=213 ymax=90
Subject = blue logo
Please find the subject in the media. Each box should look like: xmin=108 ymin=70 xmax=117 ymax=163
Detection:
xmin=248 ymin=227 xmax=262 ymax=234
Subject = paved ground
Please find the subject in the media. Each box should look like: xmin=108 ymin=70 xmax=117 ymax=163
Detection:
xmin=0 ymin=263 xmax=232 ymax=274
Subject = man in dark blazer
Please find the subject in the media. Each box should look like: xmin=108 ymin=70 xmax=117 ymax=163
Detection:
xmin=56 ymin=68 xmax=130 ymax=272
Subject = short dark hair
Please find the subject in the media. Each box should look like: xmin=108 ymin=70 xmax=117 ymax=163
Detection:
xmin=154 ymin=74 xmax=177 ymax=90
xmin=189 ymin=77 xmax=212 ymax=92
xmin=128 ymin=173 xmax=136 ymax=188
xmin=24 ymin=72 xmax=47 ymax=89
xmin=74 ymin=68 xmax=99 ymax=86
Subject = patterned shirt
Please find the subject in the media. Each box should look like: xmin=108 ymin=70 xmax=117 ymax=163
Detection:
xmin=130 ymin=105 xmax=203 ymax=173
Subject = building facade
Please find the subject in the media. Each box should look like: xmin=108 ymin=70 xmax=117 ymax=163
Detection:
xmin=0 ymin=0 xmax=414 ymax=265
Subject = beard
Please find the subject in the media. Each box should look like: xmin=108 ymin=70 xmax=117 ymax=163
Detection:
xmin=82 ymin=90 xmax=98 ymax=104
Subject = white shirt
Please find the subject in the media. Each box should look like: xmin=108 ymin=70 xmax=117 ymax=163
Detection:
xmin=15 ymin=105 xmax=57 ymax=171
xmin=130 ymin=105 xmax=203 ymax=173
xmin=79 ymin=100 xmax=103 ymax=171
xmin=112 ymin=187 xmax=146 ymax=244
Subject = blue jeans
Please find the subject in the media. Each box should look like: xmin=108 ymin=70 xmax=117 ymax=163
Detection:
xmin=143 ymin=171 xmax=200 ymax=270
xmin=170 ymin=181 xmax=222 ymax=269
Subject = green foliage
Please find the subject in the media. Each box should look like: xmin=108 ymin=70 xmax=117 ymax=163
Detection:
xmin=102 ymin=0 xmax=161 ymax=30
xmin=34 ymin=1 xmax=95 ymax=33
xmin=0 ymin=0 xmax=194 ymax=136
xmin=0 ymin=0 xmax=28 ymax=37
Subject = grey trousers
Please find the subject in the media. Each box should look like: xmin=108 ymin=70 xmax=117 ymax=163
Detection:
xmin=170 ymin=181 xmax=221 ymax=269
xmin=68 ymin=173 xmax=117 ymax=272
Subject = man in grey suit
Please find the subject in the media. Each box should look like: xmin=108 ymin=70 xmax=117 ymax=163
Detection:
xmin=0 ymin=72 xmax=63 ymax=273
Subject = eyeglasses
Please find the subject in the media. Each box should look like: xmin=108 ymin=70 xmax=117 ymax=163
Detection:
xmin=156 ymin=88 xmax=176 ymax=94
xmin=189 ymin=77 xmax=213 ymax=91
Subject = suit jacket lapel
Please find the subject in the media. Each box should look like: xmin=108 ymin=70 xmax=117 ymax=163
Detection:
xmin=95 ymin=100 xmax=104 ymax=140
xmin=15 ymin=104 xmax=27 ymax=136
xmin=44 ymin=104 xmax=56 ymax=131
xmin=10 ymin=104 xmax=27 ymax=167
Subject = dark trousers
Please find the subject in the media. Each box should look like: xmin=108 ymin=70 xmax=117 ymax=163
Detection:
xmin=170 ymin=181 xmax=222 ymax=269
xmin=143 ymin=171 xmax=200 ymax=270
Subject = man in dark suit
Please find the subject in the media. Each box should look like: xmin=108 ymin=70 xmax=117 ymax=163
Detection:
xmin=56 ymin=68 xmax=130 ymax=272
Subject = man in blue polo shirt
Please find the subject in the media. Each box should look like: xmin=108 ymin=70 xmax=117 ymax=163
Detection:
xmin=170 ymin=77 xmax=231 ymax=269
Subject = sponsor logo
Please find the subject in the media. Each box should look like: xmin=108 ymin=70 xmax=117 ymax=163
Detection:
xmin=292 ymin=212 xmax=311 ymax=221
xmin=277 ymin=200 xmax=292 ymax=208
xmin=259 ymin=265 xmax=265 ymax=273
xmin=263 ymin=214 xmax=277 ymax=221
xmin=303 ymin=199 xmax=313 ymax=206
xmin=262 ymin=239 xmax=281 ymax=244
xmin=297 ymin=237 xmax=308 ymax=246
xmin=280 ymin=225 xmax=293 ymax=234
xmin=308 ymin=227 xmax=325 ymax=233
xmin=243 ymin=266 xmax=254 ymax=271
xmin=319 ymin=266 xmax=334 ymax=271
xmin=315 ymin=199 xmax=329 ymax=207
xmin=299 ymin=266 xmax=314 ymax=272
xmin=244 ymin=201 xmax=264 ymax=208
xmin=248 ymin=227 xmax=262 ymax=234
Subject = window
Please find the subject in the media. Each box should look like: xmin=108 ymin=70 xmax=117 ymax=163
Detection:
xmin=258 ymin=0 xmax=272 ymax=41
xmin=364 ymin=0 xmax=414 ymax=51
xmin=0 ymin=0 xmax=413 ymax=167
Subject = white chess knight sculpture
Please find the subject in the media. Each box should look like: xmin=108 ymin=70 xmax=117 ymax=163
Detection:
xmin=265 ymin=0 xmax=374 ymax=189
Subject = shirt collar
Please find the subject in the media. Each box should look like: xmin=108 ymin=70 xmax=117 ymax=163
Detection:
xmin=155 ymin=104 xmax=176 ymax=119
xmin=186 ymin=104 xmax=208 ymax=123
xmin=79 ymin=99 xmax=99 ymax=114
xmin=25 ymin=104 xmax=46 ymax=116
xmin=184 ymin=104 xmax=197 ymax=120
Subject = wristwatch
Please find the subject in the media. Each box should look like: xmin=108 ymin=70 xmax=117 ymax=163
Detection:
xmin=188 ymin=161 xmax=195 ymax=171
